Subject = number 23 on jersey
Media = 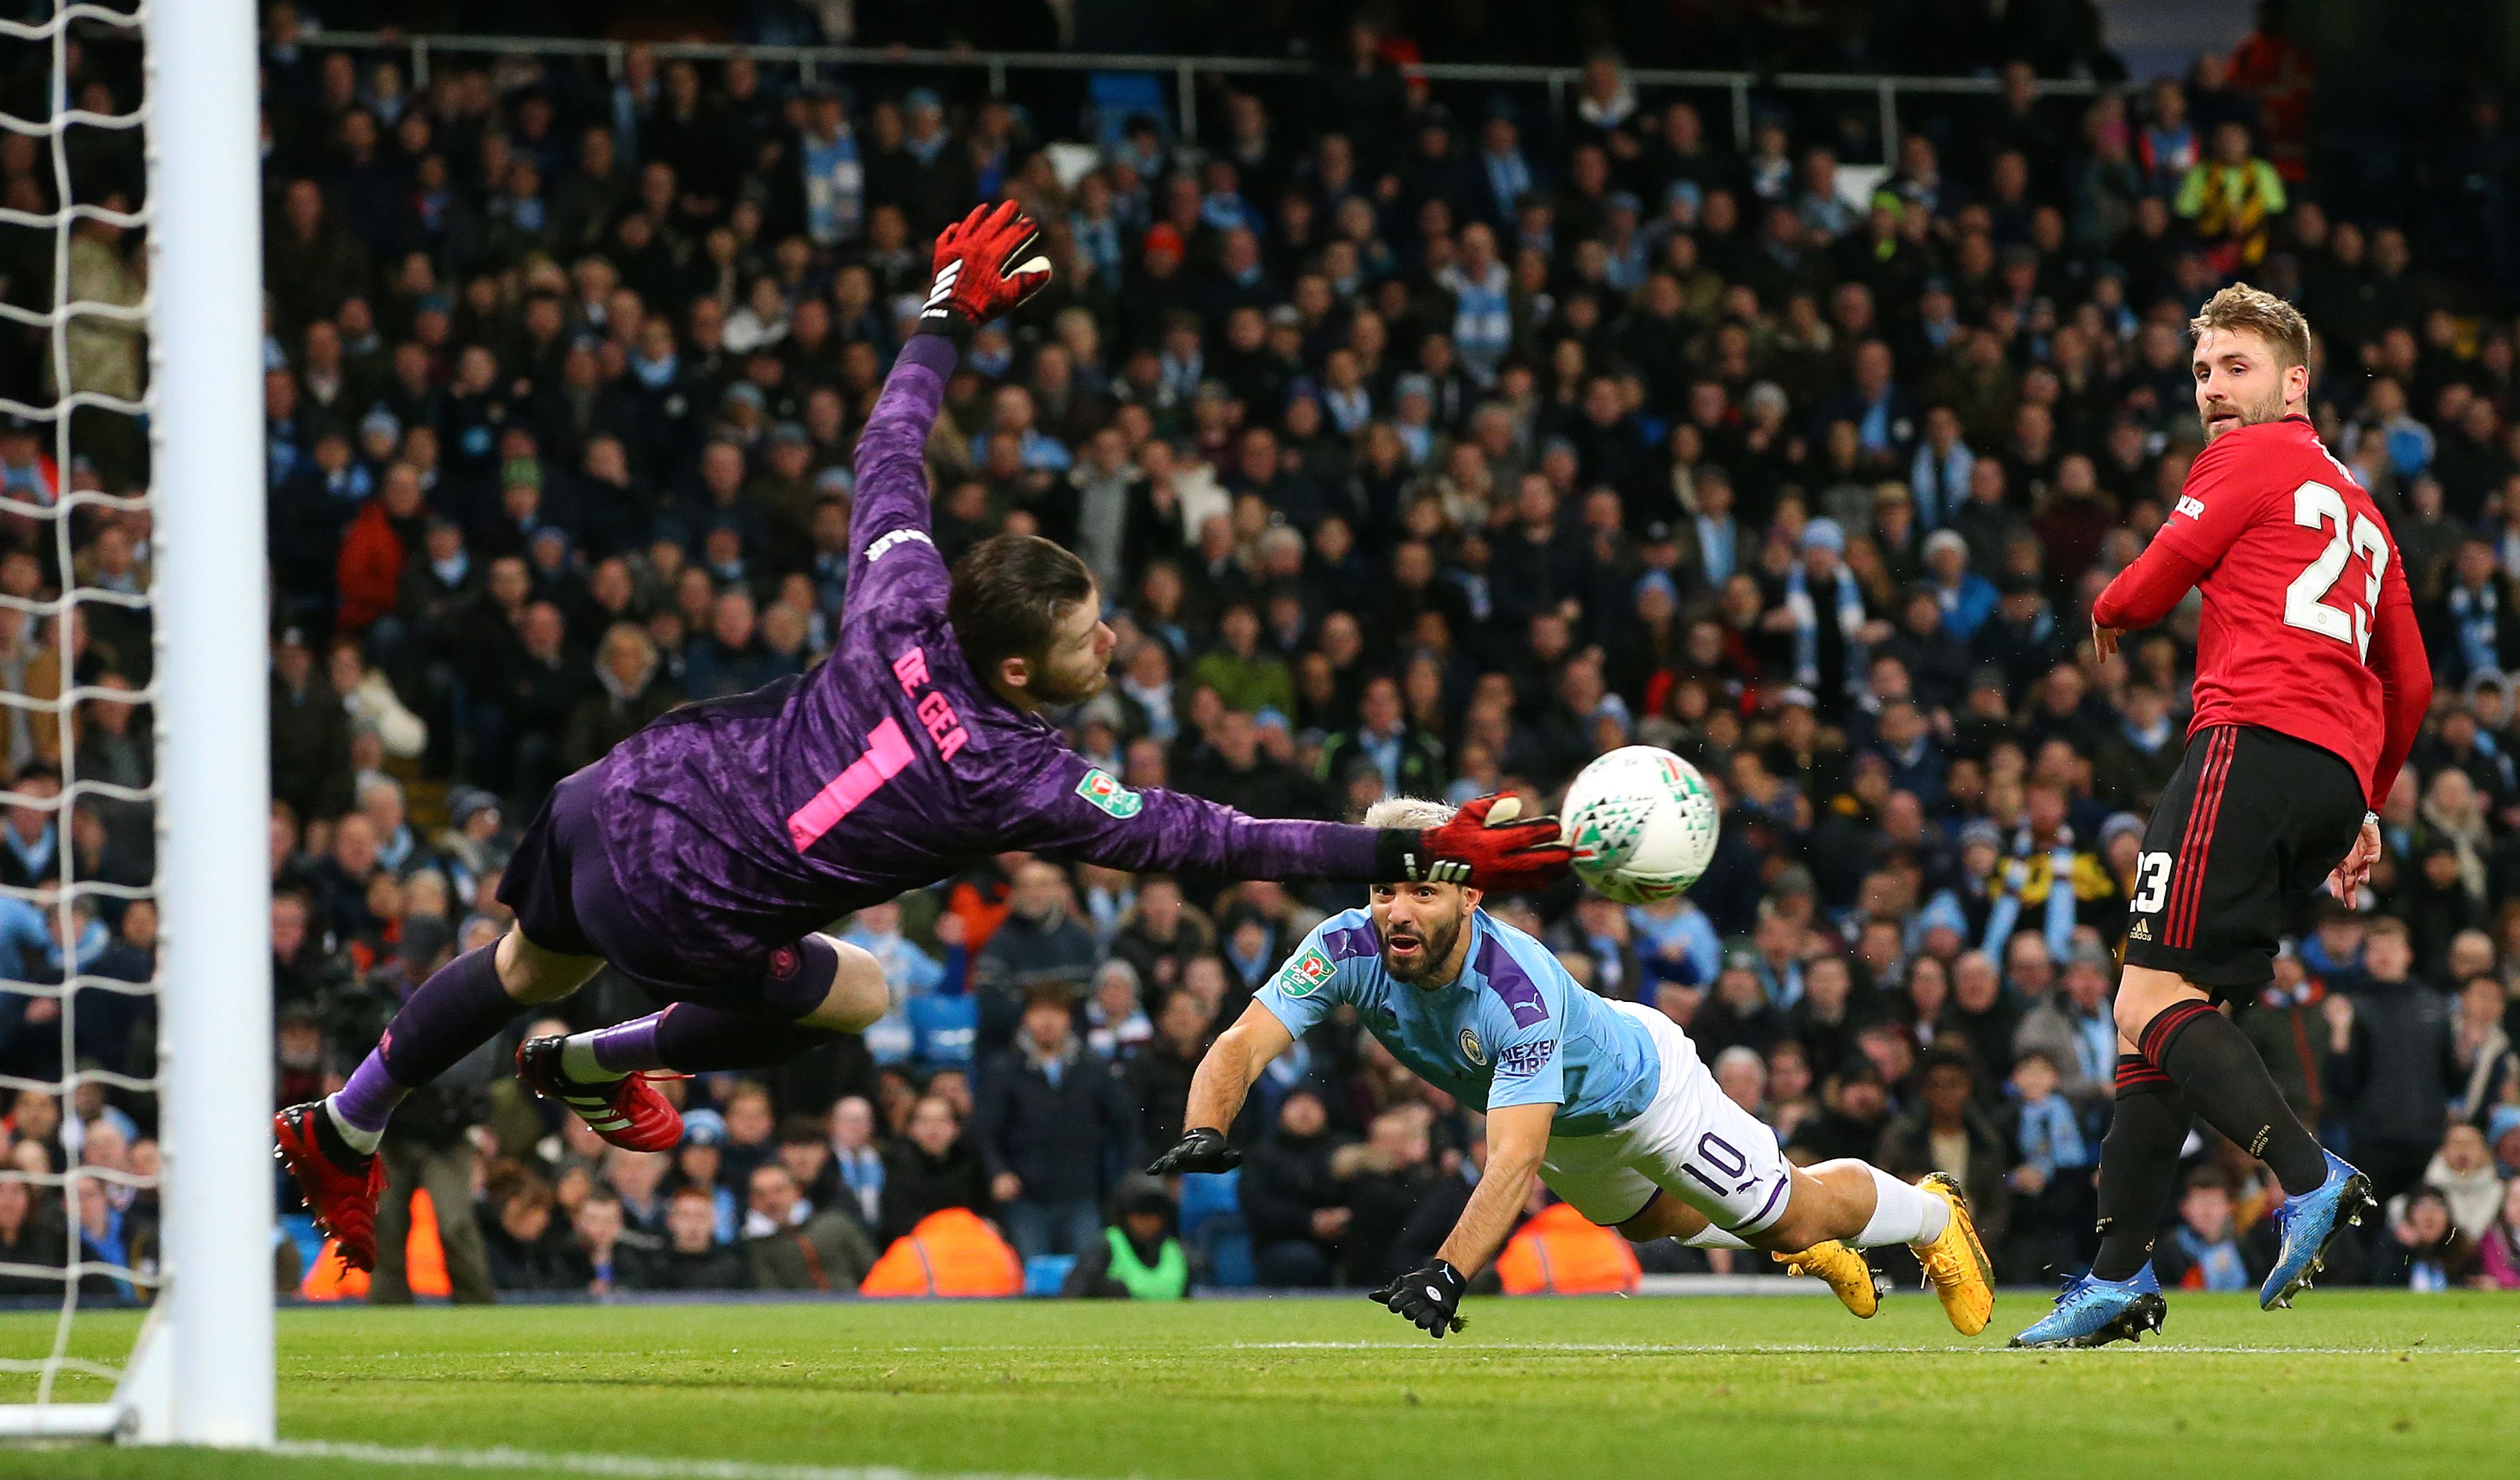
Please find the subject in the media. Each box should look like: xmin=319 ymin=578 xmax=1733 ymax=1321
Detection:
xmin=2282 ymin=479 xmax=2388 ymax=661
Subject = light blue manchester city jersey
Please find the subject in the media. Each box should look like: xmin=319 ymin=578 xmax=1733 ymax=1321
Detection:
xmin=1255 ymin=907 xmax=1661 ymax=1137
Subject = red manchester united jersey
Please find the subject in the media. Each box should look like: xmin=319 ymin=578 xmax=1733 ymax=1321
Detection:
xmin=2150 ymin=416 xmax=2412 ymax=798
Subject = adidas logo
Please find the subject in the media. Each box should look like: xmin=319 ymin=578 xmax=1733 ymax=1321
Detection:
xmin=921 ymin=261 xmax=962 ymax=319
xmin=2128 ymin=919 xmax=2152 ymax=942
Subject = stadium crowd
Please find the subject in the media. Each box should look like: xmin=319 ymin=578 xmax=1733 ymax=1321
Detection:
xmin=4 ymin=3 xmax=2520 ymax=1302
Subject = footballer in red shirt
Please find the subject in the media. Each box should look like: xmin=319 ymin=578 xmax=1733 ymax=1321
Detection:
xmin=2014 ymin=285 xmax=2427 ymax=1349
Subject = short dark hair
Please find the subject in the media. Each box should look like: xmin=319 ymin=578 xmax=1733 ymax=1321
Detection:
xmin=1920 ymin=1044 xmax=1980 ymax=1085
xmin=947 ymin=533 xmax=1093 ymax=680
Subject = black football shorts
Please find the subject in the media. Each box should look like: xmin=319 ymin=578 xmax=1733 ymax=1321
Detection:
xmin=2122 ymin=724 xmax=2366 ymax=995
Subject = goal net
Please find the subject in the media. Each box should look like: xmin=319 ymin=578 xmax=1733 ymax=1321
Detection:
xmin=0 ymin=0 xmax=271 ymax=1448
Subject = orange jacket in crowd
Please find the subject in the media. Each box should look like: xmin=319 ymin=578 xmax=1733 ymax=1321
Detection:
xmin=860 ymin=1207 xmax=1024 ymax=1298
xmin=1495 ymin=1202 xmax=1642 ymax=1296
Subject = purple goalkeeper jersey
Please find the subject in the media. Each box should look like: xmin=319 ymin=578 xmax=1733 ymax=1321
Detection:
xmin=583 ymin=334 xmax=1379 ymax=979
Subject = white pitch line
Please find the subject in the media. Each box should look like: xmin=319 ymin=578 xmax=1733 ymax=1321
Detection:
xmin=269 ymin=1441 xmax=1119 ymax=1480
xmin=1234 ymin=1340 xmax=2520 ymax=1356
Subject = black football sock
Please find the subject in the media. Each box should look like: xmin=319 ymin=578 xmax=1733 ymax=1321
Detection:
xmin=2090 ymin=1056 xmax=2188 ymax=1281
xmin=2140 ymin=1000 xmax=2329 ymax=1195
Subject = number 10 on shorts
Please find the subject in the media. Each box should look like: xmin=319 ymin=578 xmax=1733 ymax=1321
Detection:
xmin=2132 ymin=850 xmax=2173 ymax=914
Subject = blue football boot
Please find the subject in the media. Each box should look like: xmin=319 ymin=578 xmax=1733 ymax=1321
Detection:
xmin=2008 ymin=1265 xmax=2168 ymax=1349
xmin=2260 ymin=1149 xmax=2374 ymax=1311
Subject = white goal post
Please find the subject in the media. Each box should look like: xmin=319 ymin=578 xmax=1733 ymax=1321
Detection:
xmin=0 ymin=0 xmax=272 ymax=1448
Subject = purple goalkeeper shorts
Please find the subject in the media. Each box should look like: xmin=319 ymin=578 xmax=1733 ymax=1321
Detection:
xmin=497 ymin=764 xmax=795 ymax=1008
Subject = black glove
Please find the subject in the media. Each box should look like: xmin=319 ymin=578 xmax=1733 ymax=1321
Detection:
xmin=1147 ymin=1127 xmax=1241 ymax=1176
xmin=1369 ymin=1259 xmax=1468 ymax=1338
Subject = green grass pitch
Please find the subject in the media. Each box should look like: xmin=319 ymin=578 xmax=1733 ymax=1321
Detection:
xmin=2 ymin=1291 xmax=2514 ymax=1479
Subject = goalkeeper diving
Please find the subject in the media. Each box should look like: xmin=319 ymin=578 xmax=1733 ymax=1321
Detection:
xmin=274 ymin=203 xmax=1572 ymax=1272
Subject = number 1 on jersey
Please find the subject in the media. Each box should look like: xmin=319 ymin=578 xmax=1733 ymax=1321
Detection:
xmin=787 ymin=718 xmax=915 ymax=852
xmin=2284 ymin=480 xmax=2387 ymax=660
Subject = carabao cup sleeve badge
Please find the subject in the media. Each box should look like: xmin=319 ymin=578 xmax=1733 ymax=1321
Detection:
xmin=1074 ymin=767 xmax=1144 ymax=818
xmin=1275 ymin=945 xmax=1336 ymax=998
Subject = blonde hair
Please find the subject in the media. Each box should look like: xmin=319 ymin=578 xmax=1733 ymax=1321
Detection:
xmin=2189 ymin=282 xmax=2313 ymax=371
xmin=1361 ymin=797 xmax=1456 ymax=830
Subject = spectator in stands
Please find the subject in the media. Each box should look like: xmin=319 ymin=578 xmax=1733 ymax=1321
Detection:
xmin=571 ymin=1191 xmax=637 ymax=1296
xmin=971 ymin=992 xmax=1139 ymax=1262
xmin=629 ymin=1184 xmax=753 ymax=1291
xmin=972 ymin=860 xmax=1099 ymax=1056
xmin=718 ymin=1081 xmax=779 ymax=1190
xmin=0 ymin=1174 xmax=64 ymax=1296
xmin=2331 ymin=919 xmax=2458 ymax=1207
xmin=481 ymin=1169 xmax=583 ymax=1293
xmin=1127 ymin=988 xmax=1210 ymax=1154
xmin=2153 ymin=1168 xmax=2260 ymax=1292
xmin=2372 ymin=1186 xmax=2483 ymax=1290
xmin=775 ymin=1113 xmax=843 ymax=1217
xmin=743 ymin=1161 xmax=876 ymax=1292
xmin=880 ymin=1092 xmax=990 ymax=1247
xmin=1330 ymin=1106 xmax=1437 ymax=1286
xmin=604 ymin=1146 xmax=671 ymax=1242
xmin=2424 ymin=1123 xmax=2505 ymax=1242
xmin=2478 ymin=1177 xmax=2520 ymax=1288
xmin=825 ymin=1096 xmax=886 ymax=1233
xmin=1061 ymin=1178 xmax=1188 ymax=1300
xmin=1241 ymin=1089 xmax=1347 ymax=1288
xmin=1875 ymin=1047 xmax=2013 ymax=1265
xmin=669 ymin=1113 xmax=740 ymax=1245
xmin=2014 ymin=941 xmax=2115 ymax=1113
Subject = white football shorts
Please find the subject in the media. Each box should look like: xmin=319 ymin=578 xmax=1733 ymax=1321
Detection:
xmin=1536 ymin=999 xmax=1794 ymax=1234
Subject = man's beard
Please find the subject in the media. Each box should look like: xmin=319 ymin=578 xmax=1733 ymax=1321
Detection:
xmin=1381 ymin=912 xmax=1464 ymax=983
xmin=1028 ymin=661 xmax=1109 ymax=708
xmin=2201 ymin=385 xmax=2287 ymax=441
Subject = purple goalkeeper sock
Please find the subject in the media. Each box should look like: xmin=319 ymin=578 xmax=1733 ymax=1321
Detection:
xmin=578 ymin=939 xmax=842 ymax=1075
xmin=331 ymin=1053 xmax=405 ymax=1137
xmin=586 ymin=1016 xmax=667 ymax=1075
xmin=334 ymin=944 xmax=519 ymax=1135
xmin=649 ymin=1003 xmax=837 ymax=1072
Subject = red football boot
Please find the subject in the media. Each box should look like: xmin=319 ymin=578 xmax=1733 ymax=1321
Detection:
xmin=273 ymin=1101 xmax=386 ymax=1273
xmin=514 ymin=1036 xmax=685 ymax=1152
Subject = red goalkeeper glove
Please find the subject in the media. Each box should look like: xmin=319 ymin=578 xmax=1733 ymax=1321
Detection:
xmin=918 ymin=200 xmax=1052 ymax=339
xmin=1375 ymin=794 xmax=1572 ymax=894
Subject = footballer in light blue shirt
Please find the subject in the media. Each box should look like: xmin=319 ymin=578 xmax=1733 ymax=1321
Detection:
xmin=1253 ymin=904 xmax=1659 ymax=1139
xmin=1148 ymin=798 xmax=1996 ymax=1341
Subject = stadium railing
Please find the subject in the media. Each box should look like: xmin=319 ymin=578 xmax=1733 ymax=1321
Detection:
xmin=298 ymin=31 xmax=2104 ymax=167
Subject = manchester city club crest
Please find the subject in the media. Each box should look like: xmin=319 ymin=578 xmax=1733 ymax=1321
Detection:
xmin=1458 ymin=1027 xmax=1485 ymax=1065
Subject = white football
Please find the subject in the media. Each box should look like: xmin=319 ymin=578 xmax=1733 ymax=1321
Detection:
xmin=1560 ymin=746 xmax=1721 ymax=905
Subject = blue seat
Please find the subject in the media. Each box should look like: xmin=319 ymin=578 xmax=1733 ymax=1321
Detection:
xmin=1175 ymin=1170 xmax=1253 ymax=1288
xmin=1083 ymin=72 xmax=1170 ymax=152
xmin=1192 ymin=1223 xmax=1256 ymax=1288
xmin=1174 ymin=1168 xmax=1240 ymax=1234
xmin=1024 ymin=1254 xmax=1076 ymax=1298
